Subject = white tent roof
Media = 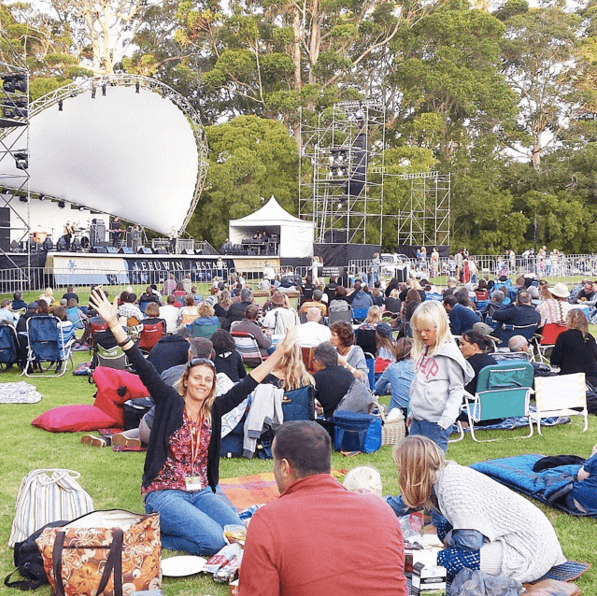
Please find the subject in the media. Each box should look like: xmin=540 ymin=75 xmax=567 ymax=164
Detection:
xmin=0 ymin=82 xmax=201 ymax=236
xmin=229 ymin=196 xmax=313 ymax=258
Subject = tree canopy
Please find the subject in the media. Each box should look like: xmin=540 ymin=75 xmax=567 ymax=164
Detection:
xmin=2 ymin=0 xmax=596 ymax=253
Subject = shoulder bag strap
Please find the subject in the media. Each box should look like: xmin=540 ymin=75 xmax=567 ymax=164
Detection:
xmin=4 ymin=569 xmax=47 ymax=591
xmin=52 ymin=529 xmax=123 ymax=596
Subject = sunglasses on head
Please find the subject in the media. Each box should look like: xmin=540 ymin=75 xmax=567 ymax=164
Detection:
xmin=187 ymin=357 xmax=215 ymax=370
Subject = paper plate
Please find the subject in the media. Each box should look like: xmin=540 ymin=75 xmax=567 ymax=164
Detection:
xmin=161 ymin=555 xmax=207 ymax=577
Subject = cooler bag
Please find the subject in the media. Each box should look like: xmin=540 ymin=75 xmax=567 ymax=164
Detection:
xmin=332 ymin=411 xmax=382 ymax=454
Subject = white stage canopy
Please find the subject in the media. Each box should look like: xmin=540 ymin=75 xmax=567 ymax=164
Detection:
xmin=0 ymin=76 xmax=207 ymax=236
xmin=229 ymin=196 xmax=314 ymax=258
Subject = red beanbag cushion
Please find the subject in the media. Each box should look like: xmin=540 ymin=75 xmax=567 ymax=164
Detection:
xmin=92 ymin=367 xmax=149 ymax=427
xmin=32 ymin=405 xmax=118 ymax=432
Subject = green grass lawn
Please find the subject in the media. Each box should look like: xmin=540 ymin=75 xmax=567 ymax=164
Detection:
xmin=0 ymin=347 xmax=596 ymax=596
xmin=1 ymin=280 xmax=596 ymax=594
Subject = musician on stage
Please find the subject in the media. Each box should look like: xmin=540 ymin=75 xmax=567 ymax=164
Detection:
xmin=63 ymin=221 xmax=73 ymax=250
xmin=110 ymin=217 xmax=122 ymax=247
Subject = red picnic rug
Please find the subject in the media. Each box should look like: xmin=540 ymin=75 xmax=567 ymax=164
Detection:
xmin=218 ymin=473 xmax=280 ymax=511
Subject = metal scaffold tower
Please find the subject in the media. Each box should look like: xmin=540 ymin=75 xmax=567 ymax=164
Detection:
xmin=394 ymin=171 xmax=451 ymax=248
xmin=299 ymin=100 xmax=385 ymax=245
xmin=0 ymin=52 xmax=30 ymax=278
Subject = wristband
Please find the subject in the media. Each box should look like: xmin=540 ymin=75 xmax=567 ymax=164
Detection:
xmin=110 ymin=323 xmax=123 ymax=333
xmin=117 ymin=336 xmax=132 ymax=348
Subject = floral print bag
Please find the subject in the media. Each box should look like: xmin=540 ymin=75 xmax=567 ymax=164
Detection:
xmin=35 ymin=509 xmax=161 ymax=596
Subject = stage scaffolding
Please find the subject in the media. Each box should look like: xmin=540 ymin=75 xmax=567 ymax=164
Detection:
xmin=0 ymin=51 xmax=31 ymax=281
xmin=299 ymin=100 xmax=385 ymax=245
xmin=299 ymin=101 xmax=451 ymax=250
xmin=394 ymin=171 xmax=451 ymax=248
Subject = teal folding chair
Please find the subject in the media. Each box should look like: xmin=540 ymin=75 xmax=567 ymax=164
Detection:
xmin=452 ymin=361 xmax=534 ymax=443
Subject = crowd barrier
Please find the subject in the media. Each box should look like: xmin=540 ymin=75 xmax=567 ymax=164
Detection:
xmin=2 ymin=254 xmax=597 ymax=296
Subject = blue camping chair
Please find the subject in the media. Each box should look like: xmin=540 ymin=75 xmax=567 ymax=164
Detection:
xmin=451 ymin=361 xmax=534 ymax=443
xmin=0 ymin=323 xmax=19 ymax=371
xmin=364 ymin=351 xmax=376 ymax=390
xmin=23 ymin=316 xmax=74 ymax=377
xmin=352 ymin=307 xmax=369 ymax=323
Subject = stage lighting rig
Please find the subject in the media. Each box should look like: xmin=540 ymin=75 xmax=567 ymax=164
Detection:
xmin=2 ymin=73 xmax=27 ymax=94
xmin=1 ymin=99 xmax=28 ymax=119
xmin=14 ymin=151 xmax=28 ymax=170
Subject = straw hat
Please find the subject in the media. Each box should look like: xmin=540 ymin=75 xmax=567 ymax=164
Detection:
xmin=549 ymin=282 xmax=570 ymax=299
xmin=272 ymin=292 xmax=285 ymax=307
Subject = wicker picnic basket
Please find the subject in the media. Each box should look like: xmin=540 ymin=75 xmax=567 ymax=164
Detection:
xmin=380 ymin=407 xmax=406 ymax=447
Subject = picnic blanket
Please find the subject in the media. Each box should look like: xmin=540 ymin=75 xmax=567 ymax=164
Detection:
xmin=449 ymin=406 xmax=568 ymax=435
xmin=217 ymin=470 xmax=347 ymax=512
xmin=471 ymin=454 xmax=597 ymax=517
xmin=217 ymin=473 xmax=280 ymax=512
xmin=0 ymin=381 xmax=42 ymax=404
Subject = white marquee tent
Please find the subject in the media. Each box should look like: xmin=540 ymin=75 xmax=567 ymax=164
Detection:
xmin=229 ymin=196 xmax=313 ymax=258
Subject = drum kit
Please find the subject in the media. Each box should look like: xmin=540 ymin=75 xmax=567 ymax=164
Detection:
xmin=71 ymin=225 xmax=90 ymax=249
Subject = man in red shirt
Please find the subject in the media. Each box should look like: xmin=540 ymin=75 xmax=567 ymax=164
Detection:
xmin=239 ymin=421 xmax=408 ymax=596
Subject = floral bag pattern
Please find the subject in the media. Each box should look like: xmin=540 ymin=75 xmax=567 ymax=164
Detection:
xmin=36 ymin=510 xmax=161 ymax=596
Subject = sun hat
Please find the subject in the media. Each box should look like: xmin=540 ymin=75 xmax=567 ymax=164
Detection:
xmin=549 ymin=282 xmax=570 ymax=299
xmin=272 ymin=292 xmax=285 ymax=307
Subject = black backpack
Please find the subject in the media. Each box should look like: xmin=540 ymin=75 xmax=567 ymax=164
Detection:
xmin=5 ymin=520 xmax=68 ymax=590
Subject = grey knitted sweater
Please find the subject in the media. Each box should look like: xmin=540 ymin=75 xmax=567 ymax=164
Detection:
xmin=435 ymin=462 xmax=566 ymax=582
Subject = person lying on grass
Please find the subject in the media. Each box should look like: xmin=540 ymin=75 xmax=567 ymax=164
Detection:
xmin=89 ymin=286 xmax=296 ymax=556
xmin=567 ymin=443 xmax=597 ymax=514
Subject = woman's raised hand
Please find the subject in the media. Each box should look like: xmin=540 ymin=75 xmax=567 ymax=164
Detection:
xmin=89 ymin=287 xmax=118 ymax=326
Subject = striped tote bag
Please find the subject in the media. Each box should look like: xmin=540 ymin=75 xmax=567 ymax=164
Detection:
xmin=9 ymin=469 xmax=94 ymax=547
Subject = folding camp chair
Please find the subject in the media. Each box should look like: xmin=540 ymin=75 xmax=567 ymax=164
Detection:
xmin=0 ymin=323 xmax=19 ymax=371
xmin=282 ymin=385 xmax=316 ymax=421
xmin=364 ymin=351 xmax=376 ymax=390
xmin=451 ymin=361 xmax=534 ymax=443
xmin=352 ymin=307 xmax=369 ymax=324
xmin=23 ymin=316 xmax=74 ymax=377
xmin=355 ymin=327 xmax=377 ymax=356
xmin=301 ymin=347 xmax=316 ymax=374
xmin=90 ymin=330 xmax=128 ymax=372
xmin=189 ymin=321 xmax=220 ymax=339
xmin=137 ymin=320 xmax=165 ymax=353
xmin=328 ymin=306 xmax=353 ymax=326
xmin=532 ymin=323 xmax=567 ymax=364
xmin=530 ymin=373 xmax=588 ymax=435
xmin=231 ymin=331 xmax=265 ymax=368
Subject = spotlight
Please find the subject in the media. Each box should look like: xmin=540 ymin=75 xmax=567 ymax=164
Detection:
xmin=78 ymin=205 xmax=85 ymax=211
xmin=135 ymin=81 xmax=140 ymax=93
xmin=91 ymin=86 xmax=96 ymax=99
xmin=58 ymin=201 xmax=65 ymax=209
xmin=14 ymin=151 xmax=28 ymax=170
xmin=2 ymin=73 xmax=27 ymax=94
xmin=58 ymin=100 xmax=63 ymax=111
xmin=2 ymin=99 xmax=28 ymax=119
xmin=102 ymin=84 xmax=106 ymax=96
xmin=19 ymin=196 xmax=28 ymax=203
xmin=39 ymin=194 xmax=45 ymax=201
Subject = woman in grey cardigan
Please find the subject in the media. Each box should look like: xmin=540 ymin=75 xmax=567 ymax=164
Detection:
xmin=394 ymin=435 xmax=566 ymax=582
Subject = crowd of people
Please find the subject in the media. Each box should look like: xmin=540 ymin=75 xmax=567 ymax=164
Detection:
xmin=6 ymin=264 xmax=597 ymax=594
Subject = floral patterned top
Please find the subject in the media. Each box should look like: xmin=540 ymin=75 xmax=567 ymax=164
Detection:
xmin=143 ymin=410 xmax=212 ymax=494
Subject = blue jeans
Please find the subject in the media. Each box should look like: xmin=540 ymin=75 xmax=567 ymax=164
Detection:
xmin=144 ymin=488 xmax=242 ymax=556
xmin=409 ymin=419 xmax=451 ymax=454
